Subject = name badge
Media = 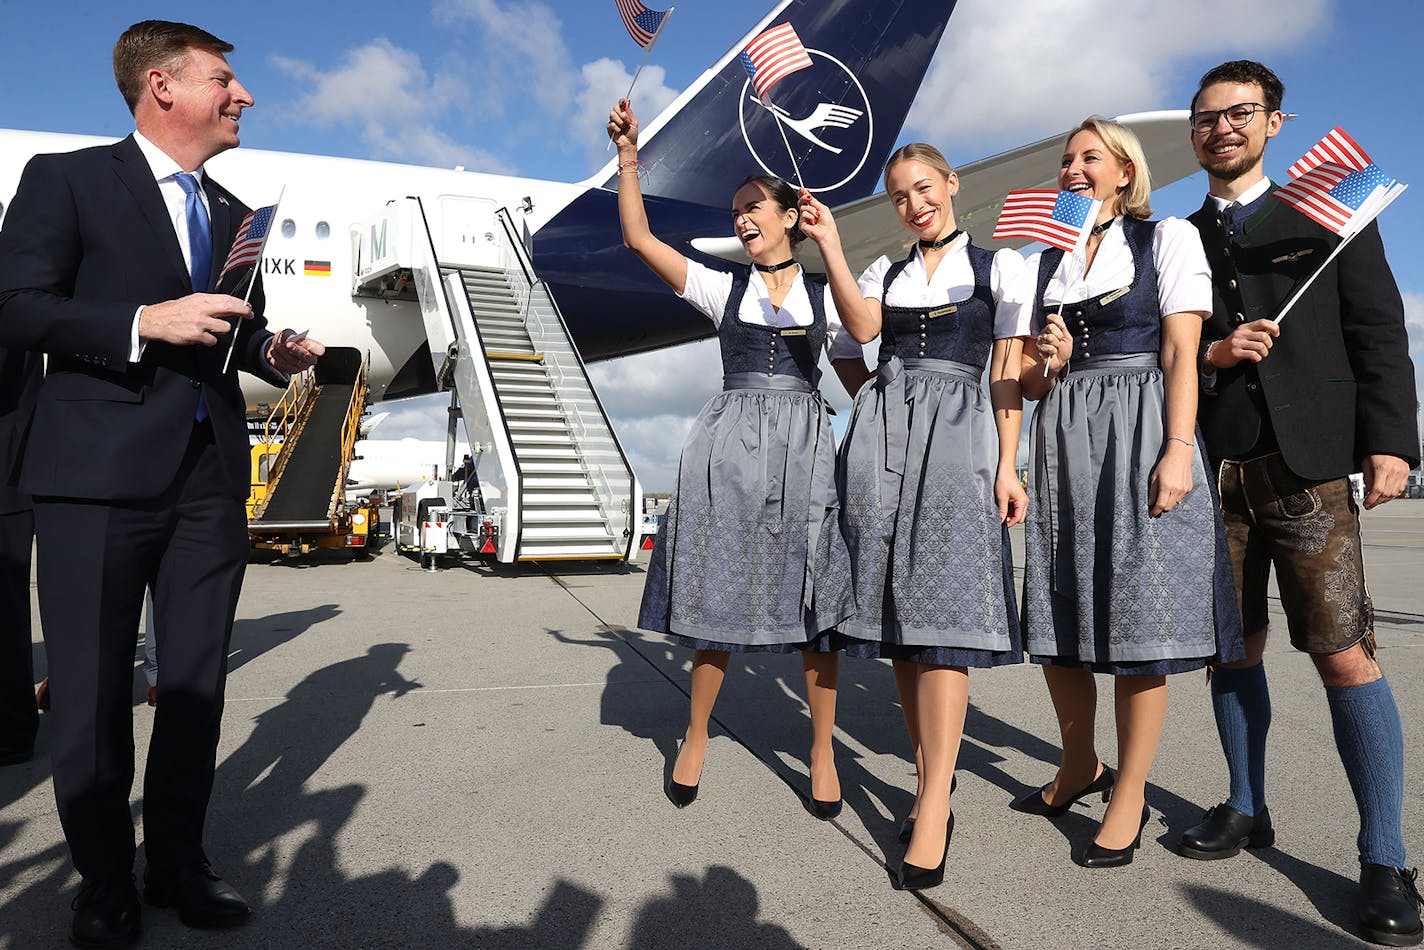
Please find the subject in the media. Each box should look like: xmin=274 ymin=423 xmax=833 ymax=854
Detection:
xmin=926 ymin=305 xmax=957 ymax=320
xmin=1098 ymin=286 xmax=1130 ymax=306
xmin=1271 ymin=248 xmax=1315 ymax=264
xmin=779 ymin=328 xmax=807 ymax=337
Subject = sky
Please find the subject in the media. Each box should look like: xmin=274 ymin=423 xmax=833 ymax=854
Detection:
xmin=0 ymin=0 xmax=1421 ymax=490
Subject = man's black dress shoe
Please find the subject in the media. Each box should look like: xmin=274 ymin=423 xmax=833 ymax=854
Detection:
xmin=70 ymin=875 xmax=140 ymax=949
xmin=896 ymin=813 xmax=954 ymax=890
xmin=143 ymin=862 xmax=249 ymax=930
xmin=0 ymin=744 xmax=34 ymax=767
xmin=1177 ymin=803 xmax=1274 ymax=860
xmin=1357 ymin=865 xmax=1423 ymax=947
xmin=1011 ymin=765 xmax=1115 ymax=818
xmin=1078 ymin=804 xmax=1150 ymax=869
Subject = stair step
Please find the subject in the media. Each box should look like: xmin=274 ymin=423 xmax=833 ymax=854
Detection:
xmin=511 ymin=432 xmax=575 ymax=445
xmin=520 ymin=525 xmax=615 ymax=541
xmin=523 ymin=492 xmax=597 ymax=506
xmin=517 ymin=543 xmax=622 ymax=559
xmin=522 ymin=509 xmax=608 ymax=523
xmin=492 ymin=382 xmax=556 ymax=396
xmin=503 ymin=406 xmax=565 ymax=419
xmin=525 ymin=476 xmax=594 ymax=489
xmin=520 ymin=461 xmax=585 ymax=474
xmin=506 ymin=420 xmax=569 ymax=431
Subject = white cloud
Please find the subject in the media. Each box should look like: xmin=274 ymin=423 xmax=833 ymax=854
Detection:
xmin=575 ymin=58 xmax=679 ymax=167
xmin=908 ymin=0 xmax=1332 ymax=153
xmin=270 ymin=41 xmax=509 ymax=172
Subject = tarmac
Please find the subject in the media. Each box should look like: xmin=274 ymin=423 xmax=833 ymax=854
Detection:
xmin=3 ymin=503 xmax=1424 ymax=949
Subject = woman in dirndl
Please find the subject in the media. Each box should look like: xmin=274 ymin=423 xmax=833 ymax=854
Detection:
xmin=1015 ymin=118 xmax=1243 ymax=867
xmin=608 ymin=100 xmax=869 ymax=816
xmin=799 ymin=145 xmax=1029 ymax=890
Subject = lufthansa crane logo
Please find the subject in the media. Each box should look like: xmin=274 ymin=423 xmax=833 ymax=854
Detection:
xmin=737 ymin=47 xmax=875 ymax=194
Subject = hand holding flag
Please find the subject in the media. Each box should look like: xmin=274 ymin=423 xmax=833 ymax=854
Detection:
xmin=608 ymin=1 xmax=674 ymax=149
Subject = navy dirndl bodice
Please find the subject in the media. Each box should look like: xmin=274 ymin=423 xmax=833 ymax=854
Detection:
xmin=878 ymin=241 xmax=997 ymax=367
xmin=1033 ymin=217 xmax=1162 ymax=359
xmin=717 ymin=266 xmax=827 ymax=385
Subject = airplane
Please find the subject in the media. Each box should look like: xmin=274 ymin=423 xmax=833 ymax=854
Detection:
xmin=0 ymin=0 xmax=1200 ymax=414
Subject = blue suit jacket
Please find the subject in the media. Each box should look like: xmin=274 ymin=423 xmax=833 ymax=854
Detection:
xmin=0 ymin=134 xmax=287 ymax=500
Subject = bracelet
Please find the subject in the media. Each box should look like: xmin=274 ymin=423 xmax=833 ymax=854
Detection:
xmin=1202 ymin=339 xmax=1220 ymax=370
xmin=618 ymin=158 xmax=649 ymax=182
xmin=1167 ymin=437 xmax=1194 ymax=449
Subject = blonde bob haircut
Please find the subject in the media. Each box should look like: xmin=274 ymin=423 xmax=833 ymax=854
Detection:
xmin=1065 ymin=117 xmax=1153 ymax=220
xmin=883 ymin=143 xmax=955 ymax=190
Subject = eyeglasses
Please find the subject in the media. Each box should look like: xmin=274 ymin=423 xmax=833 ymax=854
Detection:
xmin=1190 ymin=102 xmax=1268 ymax=135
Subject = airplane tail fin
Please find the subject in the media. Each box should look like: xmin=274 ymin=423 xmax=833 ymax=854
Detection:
xmin=596 ymin=0 xmax=959 ymax=208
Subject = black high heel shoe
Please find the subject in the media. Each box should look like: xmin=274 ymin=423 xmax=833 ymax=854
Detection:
xmin=899 ymin=774 xmax=957 ymax=842
xmin=1010 ymin=765 xmax=1115 ymax=818
xmin=808 ymin=797 xmax=842 ymax=821
xmin=1078 ymin=804 xmax=1151 ymax=868
xmin=896 ymin=813 xmax=954 ymax=890
xmin=665 ymin=741 xmax=702 ymax=809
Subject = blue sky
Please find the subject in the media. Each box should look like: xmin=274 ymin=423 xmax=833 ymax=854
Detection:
xmin=0 ymin=0 xmax=1420 ymax=487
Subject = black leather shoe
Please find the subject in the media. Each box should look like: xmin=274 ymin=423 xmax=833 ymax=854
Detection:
xmin=1357 ymin=865 xmax=1424 ymax=947
xmin=1177 ymin=803 xmax=1274 ymax=860
xmin=665 ymin=740 xmax=702 ymax=809
xmin=808 ymin=796 xmax=842 ymax=821
xmin=0 ymin=744 xmax=34 ymax=766
xmin=896 ymin=813 xmax=954 ymax=890
xmin=1079 ymin=804 xmax=1151 ymax=869
xmin=70 ymin=875 xmax=140 ymax=949
xmin=143 ymin=862 xmax=249 ymax=930
xmin=1011 ymin=765 xmax=1115 ymax=818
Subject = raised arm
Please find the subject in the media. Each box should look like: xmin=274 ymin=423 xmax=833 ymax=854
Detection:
xmin=608 ymin=99 xmax=688 ymax=294
xmin=798 ymin=191 xmax=880 ymax=344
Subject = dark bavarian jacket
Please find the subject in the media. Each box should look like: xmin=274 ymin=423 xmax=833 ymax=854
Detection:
xmin=1189 ymin=186 xmax=1418 ymax=480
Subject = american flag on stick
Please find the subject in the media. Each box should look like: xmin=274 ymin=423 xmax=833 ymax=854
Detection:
xmin=1268 ymin=131 xmax=1406 ymax=326
xmin=740 ymin=23 xmax=813 ymax=105
xmin=992 ymin=189 xmax=1103 ymax=254
xmin=217 ymin=204 xmax=277 ymax=283
xmin=1287 ymin=126 xmax=1373 ymax=179
xmin=1273 ymin=161 xmax=1405 ymax=237
xmin=616 ymin=0 xmax=670 ymax=49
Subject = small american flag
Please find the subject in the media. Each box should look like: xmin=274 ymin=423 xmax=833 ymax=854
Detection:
xmin=218 ymin=205 xmax=276 ymax=282
xmin=992 ymin=189 xmax=1102 ymax=253
xmin=615 ymin=0 xmax=669 ymax=49
xmin=740 ymin=23 xmax=813 ymax=105
xmin=1288 ymin=126 xmax=1372 ymax=179
xmin=1273 ymin=161 xmax=1405 ymax=237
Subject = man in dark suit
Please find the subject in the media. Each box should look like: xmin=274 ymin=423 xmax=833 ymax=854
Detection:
xmin=1178 ymin=60 xmax=1421 ymax=947
xmin=0 ymin=347 xmax=42 ymax=767
xmin=0 ymin=20 xmax=323 ymax=947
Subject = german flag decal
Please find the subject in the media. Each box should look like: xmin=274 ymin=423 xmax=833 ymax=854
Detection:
xmin=304 ymin=260 xmax=331 ymax=277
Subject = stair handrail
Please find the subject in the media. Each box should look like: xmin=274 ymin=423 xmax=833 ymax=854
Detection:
xmin=327 ymin=360 xmax=368 ymax=518
xmin=496 ymin=208 xmax=639 ymax=556
xmin=255 ymin=369 xmax=317 ymax=515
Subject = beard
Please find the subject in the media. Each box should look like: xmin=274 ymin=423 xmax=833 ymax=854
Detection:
xmin=1196 ymin=136 xmax=1266 ymax=182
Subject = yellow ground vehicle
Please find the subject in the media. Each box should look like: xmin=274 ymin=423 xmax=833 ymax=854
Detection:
xmin=246 ymin=349 xmax=377 ymax=557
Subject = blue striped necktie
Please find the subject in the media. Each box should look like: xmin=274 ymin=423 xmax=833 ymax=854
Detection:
xmin=175 ymin=172 xmax=211 ymax=421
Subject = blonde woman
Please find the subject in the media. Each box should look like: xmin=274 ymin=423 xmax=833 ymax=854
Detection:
xmin=1015 ymin=118 xmax=1243 ymax=867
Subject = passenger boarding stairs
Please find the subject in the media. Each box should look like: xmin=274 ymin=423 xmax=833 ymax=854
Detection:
xmin=352 ymin=197 xmax=643 ymax=562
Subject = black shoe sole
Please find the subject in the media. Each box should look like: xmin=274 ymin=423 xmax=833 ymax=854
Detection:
xmin=1177 ymin=829 xmax=1275 ymax=862
xmin=143 ymin=892 xmax=250 ymax=930
xmin=1359 ymin=922 xmax=1424 ymax=947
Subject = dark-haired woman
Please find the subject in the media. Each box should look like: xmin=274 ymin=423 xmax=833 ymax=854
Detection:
xmin=608 ymin=100 xmax=869 ymax=814
xmin=800 ymin=144 xmax=1028 ymax=890
xmin=1016 ymin=118 xmax=1244 ymax=867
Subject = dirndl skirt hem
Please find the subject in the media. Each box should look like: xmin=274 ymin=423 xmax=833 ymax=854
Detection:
xmin=842 ymin=637 xmax=1023 ymax=668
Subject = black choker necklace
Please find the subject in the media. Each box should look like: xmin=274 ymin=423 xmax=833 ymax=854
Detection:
xmin=1090 ymin=217 xmax=1116 ymax=236
xmin=754 ymin=259 xmax=797 ymax=273
xmin=918 ymin=229 xmax=963 ymax=250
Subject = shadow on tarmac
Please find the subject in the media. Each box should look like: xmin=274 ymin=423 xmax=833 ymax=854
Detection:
xmin=1182 ymin=882 xmax=1358 ymax=946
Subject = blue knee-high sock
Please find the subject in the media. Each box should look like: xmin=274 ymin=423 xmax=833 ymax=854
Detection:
xmin=1210 ymin=663 xmax=1271 ymax=816
xmin=1327 ymin=676 xmax=1407 ymax=867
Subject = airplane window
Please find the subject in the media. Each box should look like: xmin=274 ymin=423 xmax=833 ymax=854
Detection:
xmin=281 ymin=218 xmax=296 ymax=239
xmin=315 ymin=221 xmax=330 ymax=240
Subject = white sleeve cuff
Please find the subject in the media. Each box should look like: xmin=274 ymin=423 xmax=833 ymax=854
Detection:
xmin=130 ymin=306 xmax=147 ymax=363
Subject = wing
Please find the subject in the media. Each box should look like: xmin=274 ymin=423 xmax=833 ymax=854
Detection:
xmin=692 ymin=110 xmax=1200 ymax=272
